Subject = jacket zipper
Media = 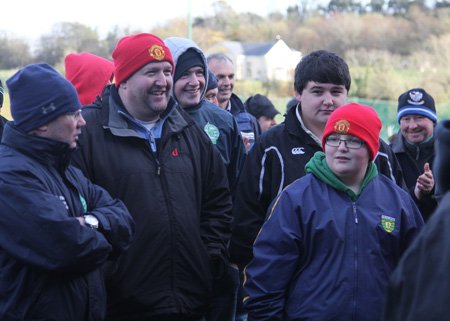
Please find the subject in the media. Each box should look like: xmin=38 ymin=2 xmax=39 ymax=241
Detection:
xmin=352 ymin=202 xmax=358 ymax=320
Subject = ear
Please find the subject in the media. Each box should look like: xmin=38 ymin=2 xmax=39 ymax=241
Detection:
xmin=294 ymin=90 xmax=302 ymax=103
xmin=118 ymin=81 xmax=127 ymax=90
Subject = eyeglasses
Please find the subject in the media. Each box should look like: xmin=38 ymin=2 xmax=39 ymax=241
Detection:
xmin=325 ymin=136 xmax=366 ymax=149
xmin=65 ymin=109 xmax=83 ymax=119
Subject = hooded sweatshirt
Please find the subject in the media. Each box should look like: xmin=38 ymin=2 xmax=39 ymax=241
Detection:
xmin=65 ymin=52 xmax=114 ymax=105
xmin=164 ymin=37 xmax=247 ymax=195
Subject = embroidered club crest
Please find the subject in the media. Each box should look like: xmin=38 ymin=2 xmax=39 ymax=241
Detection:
xmin=204 ymin=122 xmax=220 ymax=145
xmin=407 ymin=91 xmax=424 ymax=105
xmin=381 ymin=215 xmax=395 ymax=232
xmin=334 ymin=119 xmax=350 ymax=134
xmin=148 ymin=45 xmax=165 ymax=61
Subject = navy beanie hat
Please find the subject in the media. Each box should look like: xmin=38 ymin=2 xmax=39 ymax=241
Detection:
xmin=206 ymin=70 xmax=218 ymax=92
xmin=7 ymin=63 xmax=81 ymax=132
xmin=173 ymin=49 xmax=204 ymax=84
xmin=397 ymin=88 xmax=436 ymax=123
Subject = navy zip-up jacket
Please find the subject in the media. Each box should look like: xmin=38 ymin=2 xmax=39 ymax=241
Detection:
xmin=244 ymin=172 xmax=424 ymax=321
xmin=0 ymin=122 xmax=135 ymax=321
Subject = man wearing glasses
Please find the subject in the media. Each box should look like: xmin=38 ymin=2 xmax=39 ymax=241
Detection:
xmin=243 ymin=103 xmax=424 ymax=321
xmin=0 ymin=63 xmax=135 ymax=321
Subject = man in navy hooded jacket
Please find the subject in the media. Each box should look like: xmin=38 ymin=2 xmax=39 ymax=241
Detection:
xmin=0 ymin=63 xmax=135 ymax=321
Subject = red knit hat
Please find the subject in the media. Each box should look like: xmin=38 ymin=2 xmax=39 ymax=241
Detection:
xmin=112 ymin=33 xmax=174 ymax=87
xmin=322 ymin=103 xmax=382 ymax=162
xmin=65 ymin=52 xmax=114 ymax=105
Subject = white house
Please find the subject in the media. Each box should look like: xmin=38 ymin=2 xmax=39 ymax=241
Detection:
xmin=205 ymin=38 xmax=301 ymax=82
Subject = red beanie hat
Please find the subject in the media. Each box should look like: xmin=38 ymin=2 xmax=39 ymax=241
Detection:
xmin=322 ymin=103 xmax=382 ymax=162
xmin=112 ymin=33 xmax=174 ymax=87
xmin=65 ymin=52 xmax=114 ymax=105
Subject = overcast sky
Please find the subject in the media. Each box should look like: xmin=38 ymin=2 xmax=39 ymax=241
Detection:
xmin=1 ymin=0 xmax=321 ymax=46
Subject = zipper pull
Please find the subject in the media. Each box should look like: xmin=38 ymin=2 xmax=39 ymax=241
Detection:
xmin=157 ymin=166 xmax=161 ymax=175
xmin=353 ymin=203 xmax=358 ymax=223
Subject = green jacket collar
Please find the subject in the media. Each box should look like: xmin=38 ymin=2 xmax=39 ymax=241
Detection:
xmin=305 ymin=152 xmax=378 ymax=201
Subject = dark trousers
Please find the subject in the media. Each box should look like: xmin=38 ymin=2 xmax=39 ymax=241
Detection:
xmin=205 ymin=264 xmax=240 ymax=321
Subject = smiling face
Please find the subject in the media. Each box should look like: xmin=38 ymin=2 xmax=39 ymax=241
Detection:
xmin=118 ymin=60 xmax=173 ymax=121
xmin=400 ymin=114 xmax=434 ymax=144
xmin=295 ymin=81 xmax=348 ymax=138
xmin=174 ymin=66 xmax=205 ymax=109
xmin=325 ymin=134 xmax=370 ymax=186
xmin=208 ymin=58 xmax=234 ymax=109
xmin=39 ymin=110 xmax=86 ymax=149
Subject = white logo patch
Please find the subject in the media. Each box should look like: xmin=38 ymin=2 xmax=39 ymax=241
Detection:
xmin=292 ymin=147 xmax=305 ymax=155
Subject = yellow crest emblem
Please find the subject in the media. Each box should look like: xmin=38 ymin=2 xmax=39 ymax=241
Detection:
xmin=381 ymin=215 xmax=395 ymax=233
xmin=148 ymin=45 xmax=165 ymax=61
xmin=334 ymin=119 xmax=350 ymax=134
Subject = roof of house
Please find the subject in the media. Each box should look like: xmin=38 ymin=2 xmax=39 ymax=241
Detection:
xmin=214 ymin=41 xmax=278 ymax=57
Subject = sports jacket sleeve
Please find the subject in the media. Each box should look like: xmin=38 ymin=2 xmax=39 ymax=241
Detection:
xmin=0 ymin=173 xmax=112 ymax=274
xmin=228 ymin=116 xmax=248 ymax=198
xmin=375 ymin=138 xmax=407 ymax=190
xmin=199 ymin=136 xmax=233 ymax=277
xmin=230 ymin=137 xmax=275 ymax=270
xmin=244 ymin=191 xmax=301 ymax=321
xmin=69 ymin=166 xmax=135 ymax=260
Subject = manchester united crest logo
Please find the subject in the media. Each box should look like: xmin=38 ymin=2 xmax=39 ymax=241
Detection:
xmin=381 ymin=215 xmax=395 ymax=233
xmin=334 ymin=119 xmax=350 ymax=134
xmin=148 ymin=45 xmax=165 ymax=60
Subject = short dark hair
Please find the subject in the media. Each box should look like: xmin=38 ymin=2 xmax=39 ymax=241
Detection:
xmin=294 ymin=50 xmax=351 ymax=95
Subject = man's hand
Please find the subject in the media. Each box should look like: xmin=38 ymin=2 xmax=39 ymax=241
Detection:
xmin=76 ymin=216 xmax=86 ymax=226
xmin=243 ymin=136 xmax=250 ymax=152
xmin=414 ymin=162 xmax=434 ymax=201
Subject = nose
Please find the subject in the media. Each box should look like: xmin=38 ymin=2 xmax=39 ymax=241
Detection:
xmin=337 ymin=140 xmax=349 ymax=150
xmin=155 ymin=71 xmax=168 ymax=86
xmin=322 ymin=92 xmax=333 ymax=106
xmin=78 ymin=114 xmax=87 ymax=127
xmin=271 ymin=118 xmax=278 ymax=126
xmin=222 ymin=76 xmax=231 ymax=87
xmin=188 ymin=73 xmax=200 ymax=86
xmin=408 ymin=119 xmax=419 ymax=130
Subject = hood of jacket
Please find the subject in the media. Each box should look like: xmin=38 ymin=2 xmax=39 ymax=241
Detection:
xmin=65 ymin=52 xmax=114 ymax=105
xmin=164 ymin=37 xmax=209 ymax=105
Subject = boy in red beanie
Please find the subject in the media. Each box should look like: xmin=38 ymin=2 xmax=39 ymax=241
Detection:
xmin=243 ymin=103 xmax=424 ymax=321
xmin=71 ymin=33 xmax=233 ymax=321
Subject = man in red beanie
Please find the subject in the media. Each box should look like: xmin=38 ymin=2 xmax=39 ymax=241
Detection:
xmin=71 ymin=33 xmax=233 ymax=321
xmin=243 ymin=103 xmax=424 ymax=321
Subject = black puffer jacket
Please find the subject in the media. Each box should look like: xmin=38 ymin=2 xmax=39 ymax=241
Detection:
xmin=390 ymin=131 xmax=437 ymax=221
xmin=71 ymin=85 xmax=233 ymax=320
xmin=0 ymin=123 xmax=134 ymax=321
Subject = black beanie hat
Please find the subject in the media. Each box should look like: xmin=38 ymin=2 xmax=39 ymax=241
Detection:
xmin=397 ymin=88 xmax=436 ymax=123
xmin=206 ymin=70 xmax=218 ymax=92
xmin=173 ymin=49 xmax=204 ymax=84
